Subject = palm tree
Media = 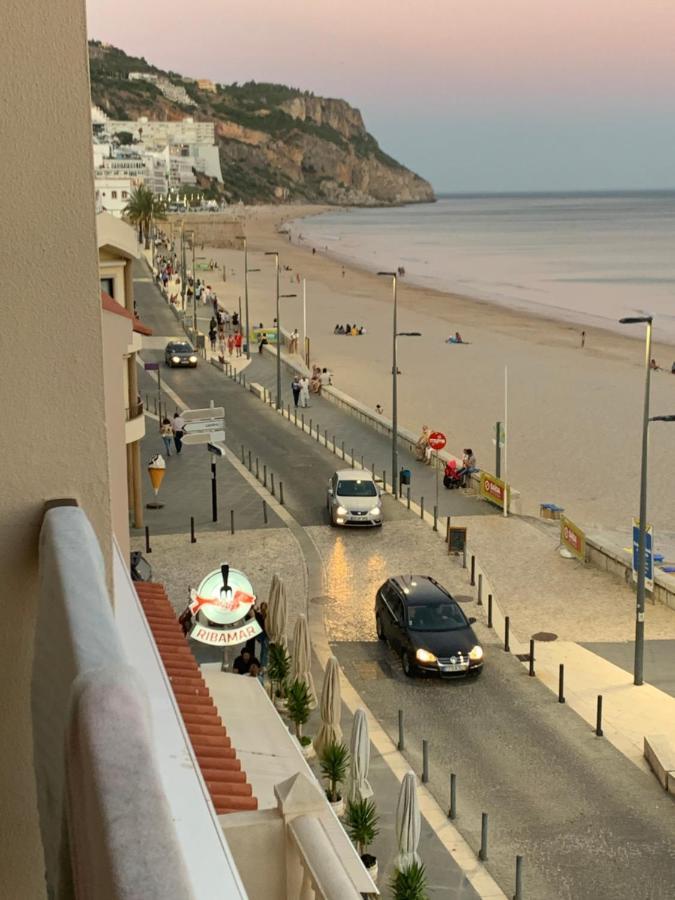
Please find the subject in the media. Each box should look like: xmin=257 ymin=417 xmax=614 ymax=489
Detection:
xmin=123 ymin=186 xmax=165 ymax=249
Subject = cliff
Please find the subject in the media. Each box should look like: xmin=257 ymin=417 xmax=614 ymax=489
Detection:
xmin=89 ymin=42 xmax=435 ymax=206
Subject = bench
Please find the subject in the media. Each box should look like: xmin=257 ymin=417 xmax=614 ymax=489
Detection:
xmin=540 ymin=503 xmax=564 ymax=520
xmin=644 ymin=734 xmax=675 ymax=791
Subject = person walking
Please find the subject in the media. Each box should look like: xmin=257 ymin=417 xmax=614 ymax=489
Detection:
xmin=291 ymin=375 xmax=301 ymax=407
xmin=208 ymin=325 xmax=217 ymax=352
xmin=234 ymin=330 xmax=243 ymax=357
xmin=160 ymin=417 xmax=173 ymax=456
xmin=581 ymin=330 xmax=586 ymax=349
xmin=289 ymin=328 xmax=299 ymax=355
xmin=227 ymin=333 xmax=235 ymax=357
xmin=256 ymin=601 xmax=269 ymax=668
xmin=172 ymin=411 xmax=185 ymax=454
xmin=299 ymin=375 xmax=310 ymax=408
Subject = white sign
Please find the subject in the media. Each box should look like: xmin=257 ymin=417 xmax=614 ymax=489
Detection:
xmin=189 ymin=567 xmax=256 ymax=625
xmin=182 ymin=430 xmax=226 ymax=445
xmin=183 ymin=419 xmax=226 ymax=433
xmin=183 ymin=407 xmax=225 ymax=421
xmin=191 ymin=619 xmax=262 ymax=646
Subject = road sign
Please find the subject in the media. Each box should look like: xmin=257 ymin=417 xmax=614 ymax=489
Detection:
xmin=428 ymin=431 xmax=447 ymax=451
xmin=208 ymin=442 xmax=226 ymax=456
xmin=144 ymin=362 xmax=159 ymax=371
xmin=632 ymin=519 xmax=654 ymax=592
xmin=183 ymin=419 xmax=226 ymax=434
xmin=182 ymin=430 xmax=225 ymax=446
xmin=183 ymin=407 xmax=225 ymax=421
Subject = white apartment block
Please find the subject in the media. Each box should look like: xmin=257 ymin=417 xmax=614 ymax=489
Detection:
xmin=94 ymin=175 xmax=135 ymax=217
xmin=189 ymin=143 xmax=223 ymax=181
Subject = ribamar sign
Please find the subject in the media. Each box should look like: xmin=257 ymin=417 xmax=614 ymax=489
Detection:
xmin=479 ymin=472 xmax=509 ymax=510
xmin=188 ymin=565 xmax=259 ymax=646
xmin=561 ymin=516 xmax=585 ymax=561
xmin=191 ymin=620 xmax=262 ymax=646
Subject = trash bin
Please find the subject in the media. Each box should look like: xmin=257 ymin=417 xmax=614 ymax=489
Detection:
xmin=400 ymin=468 xmax=411 ymax=486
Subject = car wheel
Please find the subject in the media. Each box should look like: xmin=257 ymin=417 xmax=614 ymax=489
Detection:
xmin=401 ymin=652 xmax=415 ymax=678
xmin=376 ymin=614 xmax=385 ymax=641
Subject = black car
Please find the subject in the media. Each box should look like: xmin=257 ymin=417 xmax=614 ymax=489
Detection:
xmin=165 ymin=341 xmax=198 ymax=368
xmin=375 ymin=575 xmax=484 ymax=677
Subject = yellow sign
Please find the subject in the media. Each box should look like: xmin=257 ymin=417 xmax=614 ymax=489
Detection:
xmin=479 ymin=472 xmax=509 ymax=509
xmin=560 ymin=516 xmax=585 ymax=561
xmin=250 ymin=326 xmax=278 ymax=345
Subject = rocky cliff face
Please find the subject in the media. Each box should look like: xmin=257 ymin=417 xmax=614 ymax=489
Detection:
xmin=89 ymin=42 xmax=435 ymax=206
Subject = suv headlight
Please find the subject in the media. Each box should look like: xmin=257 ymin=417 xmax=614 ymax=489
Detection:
xmin=469 ymin=645 xmax=484 ymax=661
xmin=415 ymin=648 xmax=437 ymax=664
xmin=171 ymin=355 xmax=180 ymax=363
xmin=369 ymin=507 xmax=381 ymax=516
xmin=336 ymin=505 xmax=348 ymax=516
xmin=189 ymin=355 xmax=198 ymax=363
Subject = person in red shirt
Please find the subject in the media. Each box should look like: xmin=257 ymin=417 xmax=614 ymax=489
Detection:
xmin=227 ymin=333 xmax=235 ymax=357
xmin=234 ymin=330 xmax=243 ymax=357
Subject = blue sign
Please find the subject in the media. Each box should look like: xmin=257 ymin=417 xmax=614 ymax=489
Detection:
xmin=632 ymin=520 xmax=654 ymax=590
xmin=144 ymin=362 xmax=159 ymax=371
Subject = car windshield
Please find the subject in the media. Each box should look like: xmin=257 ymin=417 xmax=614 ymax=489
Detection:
xmin=407 ymin=601 xmax=466 ymax=632
xmin=336 ymin=479 xmax=377 ymax=497
xmin=171 ymin=343 xmax=192 ymax=353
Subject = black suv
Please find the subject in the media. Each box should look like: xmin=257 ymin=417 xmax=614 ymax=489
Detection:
xmin=375 ymin=575 xmax=484 ymax=677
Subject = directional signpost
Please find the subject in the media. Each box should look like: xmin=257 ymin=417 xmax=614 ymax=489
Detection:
xmin=632 ymin=518 xmax=654 ymax=593
xmin=428 ymin=431 xmax=447 ymax=511
xmin=182 ymin=406 xmax=226 ymax=521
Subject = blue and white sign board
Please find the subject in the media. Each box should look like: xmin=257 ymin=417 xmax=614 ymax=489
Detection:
xmin=632 ymin=519 xmax=654 ymax=593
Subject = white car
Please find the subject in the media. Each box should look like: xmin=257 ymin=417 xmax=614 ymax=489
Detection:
xmin=327 ymin=470 xmax=383 ymax=527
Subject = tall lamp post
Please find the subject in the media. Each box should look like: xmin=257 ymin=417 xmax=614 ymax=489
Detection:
xmin=236 ymin=235 xmax=260 ymax=360
xmin=265 ymin=251 xmax=296 ymax=409
xmin=378 ymin=271 xmax=421 ymax=496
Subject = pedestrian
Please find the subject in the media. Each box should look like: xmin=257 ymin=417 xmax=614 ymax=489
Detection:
xmin=291 ymin=375 xmax=301 ymax=407
xmin=232 ymin=648 xmax=259 ymax=675
xmin=208 ymin=325 xmax=217 ymax=351
xmin=289 ymin=328 xmax=299 ymax=355
xmin=172 ymin=410 xmax=185 ymax=454
xmin=256 ymin=601 xmax=269 ymax=668
xmin=258 ymin=332 xmax=268 ymax=354
xmin=227 ymin=333 xmax=235 ymax=357
xmin=581 ymin=330 xmax=586 ymax=349
xmin=375 ymin=403 xmax=383 ymax=415
xmin=234 ymin=330 xmax=243 ymax=357
xmin=299 ymin=375 xmax=310 ymax=407
xmin=160 ymin=417 xmax=173 ymax=456
xmin=320 ymin=366 xmax=332 ymax=388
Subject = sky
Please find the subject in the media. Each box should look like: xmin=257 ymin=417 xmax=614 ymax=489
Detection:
xmin=86 ymin=0 xmax=675 ymax=193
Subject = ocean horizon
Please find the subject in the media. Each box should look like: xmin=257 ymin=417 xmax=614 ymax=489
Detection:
xmin=292 ymin=191 xmax=675 ymax=342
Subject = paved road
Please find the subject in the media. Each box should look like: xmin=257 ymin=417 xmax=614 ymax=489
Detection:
xmin=135 ymin=263 xmax=675 ymax=900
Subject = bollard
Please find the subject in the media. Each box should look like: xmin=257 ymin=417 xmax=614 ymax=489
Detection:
xmin=514 ymin=855 xmax=524 ymax=900
xmin=479 ymin=813 xmax=488 ymax=861
xmin=383 ymin=470 xmax=387 ymax=492
xmin=262 ymin=500 xmax=268 ymax=525
xmin=230 ymin=510 xmax=235 ymax=535
xmin=243 ymin=373 xmax=246 ymax=388
xmin=504 ymin=616 xmax=510 ymax=652
xmin=529 ymin=638 xmax=535 ymax=676
xmin=446 ymin=516 xmax=451 ymax=544
xmin=397 ymin=710 xmax=405 ymax=751
xmin=351 ymin=447 xmax=354 ymax=464
xmin=190 ymin=516 xmax=196 ymax=544
xmin=422 ymin=740 xmax=429 ymax=783
xmin=324 ymin=428 xmax=328 ymax=445
xmin=371 ymin=461 xmax=376 ymax=477
xmin=449 ymin=773 xmax=457 ymax=819
xmin=145 ymin=525 xmax=151 ymax=554
xmin=333 ymin=435 xmax=336 ymax=454
xmin=271 ymin=472 xmax=276 ymax=496
xmin=256 ymin=457 xmax=260 ymax=480
xmin=360 ymin=454 xmax=364 ymax=469
xmin=420 ymin=496 xmax=424 ymax=518
xmin=463 ymin=546 xmax=467 ymax=569
xmin=341 ymin=440 xmax=345 ymax=459
xmin=294 ymin=408 xmax=298 ymax=426
xmin=433 ymin=505 xmax=438 ymax=531
xmin=487 ymin=594 xmax=493 ymax=628
xmin=477 ymin=573 xmax=483 ymax=606
xmin=287 ymin=403 xmax=291 ymax=419
xmin=241 ymin=444 xmax=245 ymax=464
xmin=279 ymin=481 xmax=284 ymax=506
xmin=558 ymin=664 xmax=566 ymax=703
xmin=309 ymin=418 xmax=313 ymax=433
xmin=316 ymin=424 xmax=320 ymax=442
xmin=301 ymin=413 xmax=305 ymax=431
xmin=263 ymin=464 xmax=267 ymax=488
xmin=248 ymin=450 xmax=252 ymax=471
xmin=470 ymin=555 xmax=476 ymax=586
xmin=595 ymin=695 xmax=603 ymax=737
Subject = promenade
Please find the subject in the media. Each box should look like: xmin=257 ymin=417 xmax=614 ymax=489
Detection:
xmin=133 ymin=262 xmax=675 ymax=899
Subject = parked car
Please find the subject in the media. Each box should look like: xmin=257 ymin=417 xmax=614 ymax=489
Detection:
xmin=165 ymin=341 xmax=198 ymax=368
xmin=327 ymin=469 xmax=382 ymax=527
xmin=375 ymin=575 xmax=483 ymax=677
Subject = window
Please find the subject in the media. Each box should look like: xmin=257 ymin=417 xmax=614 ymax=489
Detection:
xmin=122 ymin=191 xmax=128 ymax=199
xmin=336 ymin=478 xmax=377 ymax=497
xmin=111 ymin=191 xmax=117 ymax=199
xmin=100 ymin=277 xmax=114 ymax=298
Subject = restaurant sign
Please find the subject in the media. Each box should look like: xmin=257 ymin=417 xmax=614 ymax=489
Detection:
xmin=188 ymin=565 xmax=258 ymax=646
xmin=191 ymin=619 xmax=262 ymax=646
xmin=560 ymin=516 xmax=585 ymax=561
xmin=479 ymin=472 xmax=509 ymax=510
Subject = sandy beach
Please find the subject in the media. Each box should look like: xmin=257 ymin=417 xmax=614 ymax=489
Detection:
xmin=188 ymin=203 xmax=675 ymax=540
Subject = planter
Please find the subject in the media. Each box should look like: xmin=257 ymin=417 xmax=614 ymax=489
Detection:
xmin=361 ymin=855 xmax=378 ymax=881
xmin=329 ymin=796 xmax=345 ymax=817
xmin=299 ymin=738 xmax=315 ymax=760
xmin=274 ymin=696 xmax=288 ymax=713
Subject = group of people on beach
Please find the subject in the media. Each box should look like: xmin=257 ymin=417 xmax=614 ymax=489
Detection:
xmin=334 ymin=323 xmax=367 ymax=335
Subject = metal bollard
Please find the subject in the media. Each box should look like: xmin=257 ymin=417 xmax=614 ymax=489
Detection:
xmin=463 ymin=546 xmax=467 ymax=569
xmin=514 ymin=855 xmax=524 ymax=900
xmin=446 ymin=516 xmax=451 ymax=543
xmin=262 ymin=500 xmax=268 ymax=525
xmin=271 ymin=472 xmax=275 ymax=496
xmin=324 ymin=428 xmax=328 ymax=445
xmin=596 ymin=695 xmax=603 ymax=736
xmin=477 ymin=573 xmax=483 ymax=606
xmin=558 ymin=664 xmax=566 ymax=703
xmin=230 ymin=510 xmax=235 ymax=535
xmin=241 ymin=444 xmax=245 ymax=463
xmin=309 ymin=418 xmax=313 ymax=433
xmin=341 ymin=440 xmax=345 ymax=459
xmin=371 ymin=461 xmax=376 ymax=477
xmin=287 ymin=403 xmax=290 ymax=419
xmin=449 ymin=773 xmax=457 ymax=819
xmin=360 ymin=455 xmax=364 ymax=469
xmin=332 ymin=434 xmax=336 ymax=453
xmin=256 ymin=457 xmax=260 ymax=480
xmin=407 ymin=486 xmax=411 ymax=509
xmin=351 ymin=447 xmax=354 ymax=464
xmin=529 ymin=638 xmax=535 ymax=676
xmin=294 ymin=408 xmax=298 ymax=426
xmin=248 ymin=450 xmax=252 ymax=471
xmin=422 ymin=740 xmax=429 ymax=783
xmin=316 ymin=424 xmax=320 ymax=442
xmin=279 ymin=481 xmax=284 ymax=506
xmin=420 ymin=496 xmax=424 ymax=518
xmin=243 ymin=373 xmax=246 ymax=388
xmin=190 ymin=516 xmax=196 ymax=544
xmin=504 ymin=616 xmax=510 ymax=652
xmin=301 ymin=413 xmax=305 ymax=430
xmin=433 ymin=505 xmax=438 ymax=531
xmin=479 ymin=813 xmax=488 ymax=861
xmin=470 ymin=555 xmax=476 ymax=586
xmin=145 ymin=525 xmax=151 ymax=554
xmin=487 ymin=594 xmax=493 ymax=628
xmin=383 ymin=470 xmax=387 ymax=492
xmin=397 ymin=709 xmax=405 ymax=751
xmin=263 ymin=464 xmax=267 ymax=488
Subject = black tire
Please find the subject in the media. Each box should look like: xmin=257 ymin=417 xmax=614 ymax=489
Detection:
xmin=401 ymin=652 xmax=415 ymax=678
xmin=376 ymin=614 xmax=386 ymax=641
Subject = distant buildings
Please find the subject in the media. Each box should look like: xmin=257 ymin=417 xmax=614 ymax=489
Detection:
xmin=197 ymin=78 xmax=216 ymax=93
xmin=128 ymin=71 xmax=195 ymax=106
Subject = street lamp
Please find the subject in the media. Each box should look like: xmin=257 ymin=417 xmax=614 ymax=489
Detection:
xmin=236 ymin=235 xmax=260 ymax=360
xmin=378 ymin=271 xmax=421 ymax=496
xmin=265 ymin=251 xmax=296 ymax=409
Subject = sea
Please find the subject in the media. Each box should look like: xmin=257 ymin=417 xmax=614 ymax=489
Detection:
xmin=292 ymin=192 xmax=675 ymax=341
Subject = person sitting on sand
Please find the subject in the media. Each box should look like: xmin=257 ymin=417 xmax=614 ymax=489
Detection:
xmin=359 ymin=325 xmax=366 ymax=335
xmin=446 ymin=331 xmax=464 ymax=344
xmin=650 ymin=358 xmax=660 ymax=371
xmin=334 ymin=324 xmax=344 ymax=334
xmin=345 ymin=323 xmax=351 ymax=335
xmin=351 ymin=324 xmax=358 ymax=336
xmin=671 ymin=362 xmax=675 ymax=375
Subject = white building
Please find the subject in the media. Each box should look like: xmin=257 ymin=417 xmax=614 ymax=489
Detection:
xmin=190 ymin=143 xmax=223 ymax=181
xmin=169 ymin=151 xmax=197 ymax=187
xmin=135 ymin=116 xmax=214 ymax=147
xmin=94 ymin=174 xmax=134 ymax=217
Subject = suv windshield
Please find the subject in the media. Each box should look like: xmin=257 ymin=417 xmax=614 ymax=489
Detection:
xmin=171 ymin=343 xmax=193 ymax=353
xmin=337 ymin=479 xmax=377 ymax=497
xmin=407 ymin=601 xmax=466 ymax=632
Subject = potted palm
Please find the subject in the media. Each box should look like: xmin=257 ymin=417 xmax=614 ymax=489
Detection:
xmin=345 ymin=797 xmax=380 ymax=880
xmin=286 ymin=679 xmax=314 ymax=759
xmin=319 ymin=740 xmax=350 ymax=816
xmin=267 ymin=642 xmax=291 ymax=711
xmin=390 ymin=861 xmax=428 ymax=900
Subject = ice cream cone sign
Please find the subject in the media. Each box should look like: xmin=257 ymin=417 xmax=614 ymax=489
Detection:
xmin=147 ymin=454 xmax=166 ymax=496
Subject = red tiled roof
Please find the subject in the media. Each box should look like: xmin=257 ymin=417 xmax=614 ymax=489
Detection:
xmin=100 ymin=291 xmax=153 ymax=336
xmin=135 ymin=582 xmax=257 ymax=815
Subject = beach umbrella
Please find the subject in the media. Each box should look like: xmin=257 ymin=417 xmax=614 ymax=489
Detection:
xmin=266 ymin=574 xmax=287 ymax=647
xmin=346 ymin=708 xmax=373 ymax=803
xmin=394 ymin=772 xmax=421 ymax=872
xmin=313 ymin=656 xmax=342 ymax=757
xmin=290 ymin=614 xmax=317 ymax=708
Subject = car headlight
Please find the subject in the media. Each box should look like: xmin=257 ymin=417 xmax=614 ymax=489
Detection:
xmin=369 ymin=507 xmax=381 ymax=516
xmin=171 ymin=356 xmax=180 ymax=363
xmin=469 ymin=645 xmax=484 ymax=661
xmin=336 ymin=506 xmax=348 ymax=516
xmin=189 ymin=355 xmax=198 ymax=363
xmin=415 ymin=648 xmax=437 ymax=664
